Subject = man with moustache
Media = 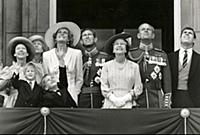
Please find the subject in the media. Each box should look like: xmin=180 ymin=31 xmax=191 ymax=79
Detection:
xmin=128 ymin=23 xmax=172 ymax=108
xmin=168 ymin=27 xmax=200 ymax=108
xmin=78 ymin=28 xmax=110 ymax=108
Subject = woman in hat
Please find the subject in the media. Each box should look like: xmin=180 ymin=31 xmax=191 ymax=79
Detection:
xmin=29 ymin=35 xmax=49 ymax=83
xmin=0 ymin=36 xmax=35 ymax=107
xmin=43 ymin=22 xmax=83 ymax=105
xmin=100 ymin=33 xmax=143 ymax=109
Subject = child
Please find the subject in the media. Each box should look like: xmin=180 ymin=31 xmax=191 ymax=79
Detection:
xmin=40 ymin=49 xmax=77 ymax=108
xmin=11 ymin=62 xmax=43 ymax=107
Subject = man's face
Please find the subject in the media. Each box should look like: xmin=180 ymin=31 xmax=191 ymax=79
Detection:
xmin=14 ymin=44 xmax=29 ymax=59
xmin=81 ymin=30 xmax=97 ymax=46
xmin=113 ymin=39 xmax=127 ymax=54
xmin=25 ymin=66 xmax=36 ymax=81
xmin=43 ymin=75 xmax=57 ymax=90
xmin=33 ymin=40 xmax=43 ymax=54
xmin=55 ymin=28 xmax=70 ymax=43
xmin=137 ymin=24 xmax=155 ymax=40
xmin=181 ymin=29 xmax=195 ymax=45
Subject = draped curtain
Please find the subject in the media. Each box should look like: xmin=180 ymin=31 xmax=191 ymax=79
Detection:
xmin=0 ymin=108 xmax=200 ymax=134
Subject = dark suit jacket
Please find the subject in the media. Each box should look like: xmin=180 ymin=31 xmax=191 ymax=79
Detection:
xmin=42 ymin=66 xmax=77 ymax=108
xmin=168 ymin=50 xmax=200 ymax=107
xmin=12 ymin=75 xmax=43 ymax=107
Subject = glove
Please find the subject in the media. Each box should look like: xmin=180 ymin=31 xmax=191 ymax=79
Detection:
xmin=120 ymin=93 xmax=132 ymax=103
xmin=163 ymin=93 xmax=172 ymax=108
xmin=109 ymin=94 xmax=126 ymax=107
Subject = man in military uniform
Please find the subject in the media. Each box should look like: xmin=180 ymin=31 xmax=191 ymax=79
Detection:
xmin=78 ymin=28 xmax=111 ymax=108
xmin=128 ymin=23 xmax=172 ymax=108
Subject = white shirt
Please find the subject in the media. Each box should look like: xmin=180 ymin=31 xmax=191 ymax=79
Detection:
xmin=179 ymin=47 xmax=193 ymax=65
xmin=27 ymin=80 xmax=35 ymax=90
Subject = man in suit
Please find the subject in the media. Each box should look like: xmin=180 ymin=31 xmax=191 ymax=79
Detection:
xmin=168 ymin=27 xmax=200 ymax=108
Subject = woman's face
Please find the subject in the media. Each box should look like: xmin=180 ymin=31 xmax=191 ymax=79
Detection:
xmin=14 ymin=44 xmax=29 ymax=59
xmin=33 ymin=40 xmax=43 ymax=54
xmin=113 ymin=39 xmax=127 ymax=54
xmin=55 ymin=28 xmax=70 ymax=44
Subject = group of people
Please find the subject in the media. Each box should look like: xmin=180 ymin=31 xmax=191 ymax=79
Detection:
xmin=0 ymin=21 xmax=199 ymax=109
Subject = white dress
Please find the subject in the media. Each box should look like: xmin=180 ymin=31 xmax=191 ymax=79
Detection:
xmin=100 ymin=59 xmax=142 ymax=108
xmin=43 ymin=48 xmax=83 ymax=104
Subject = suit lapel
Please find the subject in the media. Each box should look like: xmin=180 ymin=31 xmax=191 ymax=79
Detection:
xmin=189 ymin=51 xmax=198 ymax=81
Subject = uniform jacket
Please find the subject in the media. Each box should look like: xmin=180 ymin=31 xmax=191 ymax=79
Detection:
xmin=43 ymin=48 xmax=83 ymax=104
xmin=128 ymin=46 xmax=172 ymax=94
xmin=168 ymin=50 xmax=200 ymax=107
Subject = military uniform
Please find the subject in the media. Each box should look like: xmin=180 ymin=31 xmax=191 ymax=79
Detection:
xmin=128 ymin=44 xmax=172 ymax=108
xmin=78 ymin=47 xmax=111 ymax=108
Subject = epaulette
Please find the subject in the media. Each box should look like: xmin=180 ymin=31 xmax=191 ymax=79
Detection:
xmin=154 ymin=48 xmax=165 ymax=53
xmin=129 ymin=47 xmax=139 ymax=51
xmin=99 ymin=51 xmax=109 ymax=56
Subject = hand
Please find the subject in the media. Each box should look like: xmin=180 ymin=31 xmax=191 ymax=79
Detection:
xmin=109 ymin=94 xmax=126 ymax=107
xmin=0 ymin=67 xmax=13 ymax=80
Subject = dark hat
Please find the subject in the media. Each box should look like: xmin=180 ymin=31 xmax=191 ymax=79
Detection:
xmin=8 ymin=37 xmax=35 ymax=62
xmin=45 ymin=21 xmax=81 ymax=49
xmin=104 ymin=32 xmax=132 ymax=55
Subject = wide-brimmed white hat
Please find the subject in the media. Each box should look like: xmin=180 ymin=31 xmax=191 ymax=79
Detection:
xmin=45 ymin=21 xmax=81 ymax=49
xmin=8 ymin=37 xmax=35 ymax=62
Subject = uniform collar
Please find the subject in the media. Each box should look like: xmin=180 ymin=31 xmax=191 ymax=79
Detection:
xmin=84 ymin=47 xmax=99 ymax=57
xmin=139 ymin=42 xmax=153 ymax=51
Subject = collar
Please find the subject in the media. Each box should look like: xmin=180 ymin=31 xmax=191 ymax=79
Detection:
xmin=179 ymin=46 xmax=193 ymax=54
xmin=139 ymin=42 xmax=153 ymax=51
xmin=84 ymin=47 xmax=99 ymax=57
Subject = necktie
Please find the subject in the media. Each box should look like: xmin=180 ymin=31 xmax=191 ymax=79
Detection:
xmin=29 ymin=81 xmax=33 ymax=89
xmin=182 ymin=50 xmax=188 ymax=68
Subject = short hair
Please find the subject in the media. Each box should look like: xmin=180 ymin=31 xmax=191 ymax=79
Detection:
xmin=81 ymin=28 xmax=97 ymax=39
xmin=181 ymin=27 xmax=196 ymax=39
xmin=23 ymin=62 xmax=37 ymax=75
xmin=40 ymin=74 xmax=49 ymax=89
xmin=138 ymin=23 xmax=155 ymax=32
xmin=53 ymin=27 xmax=74 ymax=47
xmin=109 ymin=38 xmax=130 ymax=57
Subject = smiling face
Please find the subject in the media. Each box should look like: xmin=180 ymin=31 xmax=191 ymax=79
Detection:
xmin=81 ymin=30 xmax=97 ymax=46
xmin=14 ymin=44 xmax=29 ymax=60
xmin=113 ymin=39 xmax=127 ymax=54
xmin=24 ymin=65 xmax=36 ymax=81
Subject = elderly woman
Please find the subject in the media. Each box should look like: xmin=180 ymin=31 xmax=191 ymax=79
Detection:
xmin=43 ymin=22 xmax=83 ymax=105
xmin=100 ymin=33 xmax=143 ymax=109
xmin=0 ymin=36 xmax=35 ymax=107
xmin=29 ymin=35 xmax=49 ymax=83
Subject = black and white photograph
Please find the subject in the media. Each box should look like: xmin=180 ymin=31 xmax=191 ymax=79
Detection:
xmin=0 ymin=0 xmax=200 ymax=134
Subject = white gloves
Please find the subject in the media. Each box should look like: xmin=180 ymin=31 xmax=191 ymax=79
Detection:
xmin=108 ymin=93 xmax=132 ymax=107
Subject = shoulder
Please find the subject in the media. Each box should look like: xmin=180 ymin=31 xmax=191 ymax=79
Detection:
xmin=153 ymin=48 xmax=168 ymax=57
xmin=97 ymin=51 xmax=109 ymax=59
xmin=127 ymin=60 xmax=139 ymax=67
xmin=128 ymin=47 xmax=144 ymax=61
xmin=69 ymin=47 xmax=82 ymax=56
xmin=43 ymin=48 xmax=55 ymax=57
